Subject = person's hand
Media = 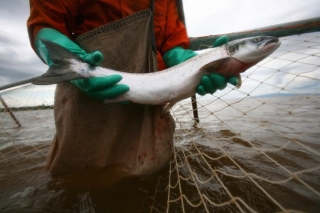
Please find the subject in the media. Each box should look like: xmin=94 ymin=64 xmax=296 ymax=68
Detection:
xmin=196 ymin=74 xmax=238 ymax=95
xmin=71 ymin=76 xmax=130 ymax=100
xmin=162 ymin=35 xmax=238 ymax=96
xmin=197 ymin=36 xmax=238 ymax=95
xmin=162 ymin=46 xmax=197 ymax=68
xmin=35 ymin=28 xmax=129 ymax=100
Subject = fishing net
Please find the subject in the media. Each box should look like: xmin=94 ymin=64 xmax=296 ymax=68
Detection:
xmin=1 ymin=30 xmax=320 ymax=212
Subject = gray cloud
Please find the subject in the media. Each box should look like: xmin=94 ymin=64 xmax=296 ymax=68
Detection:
xmin=0 ymin=0 xmax=30 ymax=20
xmin=0 ymin=0 xmax=46 ymax=87
xmin=184 ymin=0 xmax=320 ymax=36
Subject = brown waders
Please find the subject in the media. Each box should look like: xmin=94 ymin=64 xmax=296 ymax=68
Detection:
xmin=46 ymin=10 xmax=175 ymax=182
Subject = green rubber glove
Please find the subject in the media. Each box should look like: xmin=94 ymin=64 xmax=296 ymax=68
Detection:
xmin=163 ymin=35 xmax=238 ymax=96
xmin=162 ymin=46 xmax=197 ymax=68
xmin=197 ymin=36 xmax=238 ymax=95
xmin=35 ymin=28 xmax=129 ymax=100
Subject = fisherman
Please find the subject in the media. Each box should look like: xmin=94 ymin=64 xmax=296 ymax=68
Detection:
xmin=27 ymin=0 xmax=238 ymax=178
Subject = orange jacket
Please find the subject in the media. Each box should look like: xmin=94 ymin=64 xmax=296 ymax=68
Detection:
xmin=27 ymin=0 xmax=190 ymax=70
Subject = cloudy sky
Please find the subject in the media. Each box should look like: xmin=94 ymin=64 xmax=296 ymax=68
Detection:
xmin=0 ymin=0 xmax=320 ymax=87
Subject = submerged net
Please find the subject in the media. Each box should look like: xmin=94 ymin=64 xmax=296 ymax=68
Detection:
xmin=1 ymin=32 xmax=320 ymax=212
xmin=154 ymin=31 xmax=320 ymax=213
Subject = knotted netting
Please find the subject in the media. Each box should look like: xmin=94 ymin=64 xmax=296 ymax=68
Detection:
xmin=163 ymin=31 xmax=320 ymax=213
xmin=1 ymin=24 xmax=320 ymax=212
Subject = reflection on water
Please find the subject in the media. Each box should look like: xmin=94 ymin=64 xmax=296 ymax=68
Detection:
xmin=1 ymin=96 xmax=320 ymax=212
xmin=0 ymin=162 xmax=169 ymax=213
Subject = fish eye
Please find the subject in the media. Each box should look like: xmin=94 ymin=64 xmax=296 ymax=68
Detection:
xmin=253 ymin=37 xmax=262 ymax=42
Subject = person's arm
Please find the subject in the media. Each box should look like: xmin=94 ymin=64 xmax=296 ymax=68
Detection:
xmin=161 ymin=0 xmax=238 ymax=95
xmin=27 ymin=0 xmax=129 ymax=100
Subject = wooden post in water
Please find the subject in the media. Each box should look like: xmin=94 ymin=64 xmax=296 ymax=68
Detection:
xmin=0 ymin=95 xmax=22 ymax=128
xmin=176 ymin=0 xmax=200 ymax=124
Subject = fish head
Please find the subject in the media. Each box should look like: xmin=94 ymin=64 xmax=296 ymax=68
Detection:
xmin=227 ymin=36 xmax=281 ymax=65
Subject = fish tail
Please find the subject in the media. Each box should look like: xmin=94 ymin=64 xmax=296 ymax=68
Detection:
xmin=32 ymin=39 xmax=85 ymax=85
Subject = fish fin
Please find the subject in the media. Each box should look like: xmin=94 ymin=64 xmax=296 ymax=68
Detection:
xmin=162 ymin=102 xmax=176 ymax=114
xmin=200 ymin=57 xmax=244 ymax=89
xmin=235 ymin=74 xmax=242 ymax=89
xmin=104 ymin=98 xmax=127 ymax=104
xmin=200 ymin=57 xmax=232 ymax=74
xmin=32 ymin=39 xmax=85 ymax=85
xmin=104 ymin=94 xmax=129 ymax=104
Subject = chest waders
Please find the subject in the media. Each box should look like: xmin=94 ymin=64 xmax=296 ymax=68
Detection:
xmin=46 ymin=9 xmax=175 ymax=182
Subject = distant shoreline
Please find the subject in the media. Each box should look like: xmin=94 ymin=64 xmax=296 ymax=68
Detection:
xmin=1 ymin=94 xmax=319 ymax=112
xmin=0 ymin=105 xmax=53 ymax=112
xmin=253 ymin=93 xmax=320 ymax=98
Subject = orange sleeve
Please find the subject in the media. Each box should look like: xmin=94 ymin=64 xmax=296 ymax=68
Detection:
xmin=27 ymin=0 xmax=78 ymax=49
xmin=154 ymin=0 xmax=190 ymax=70
xmin=160 ymin=0 xmax=189 ymax=54
xmin=27 ymin=0 xmax=189 ymax=70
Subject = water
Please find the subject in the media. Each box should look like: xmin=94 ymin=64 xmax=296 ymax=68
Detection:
xmin=1 ymin=96 xmax=320 ymax=212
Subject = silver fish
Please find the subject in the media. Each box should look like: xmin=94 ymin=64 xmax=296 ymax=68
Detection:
xmin=33 ymin=36 xmax=280 ymax=113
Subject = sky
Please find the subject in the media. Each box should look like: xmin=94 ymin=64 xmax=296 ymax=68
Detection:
xmin=0 ymin=0 xmax=320 ymax=88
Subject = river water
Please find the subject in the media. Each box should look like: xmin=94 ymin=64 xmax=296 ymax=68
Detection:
xmin=1 ymin=95 xmax=320 ymax=212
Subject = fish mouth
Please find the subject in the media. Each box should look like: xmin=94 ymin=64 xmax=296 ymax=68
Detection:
xmin=258 ymin=37 xmax=280 ymax=50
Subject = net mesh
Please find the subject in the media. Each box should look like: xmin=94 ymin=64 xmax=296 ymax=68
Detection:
xmin=1 ymin=32 xmax=320 ymax=212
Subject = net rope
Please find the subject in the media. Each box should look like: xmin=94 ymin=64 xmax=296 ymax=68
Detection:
xmin=1 ymin=32 xmax=320 ymax=212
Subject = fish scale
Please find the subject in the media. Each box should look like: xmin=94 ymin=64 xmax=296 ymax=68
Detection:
xmin=33 ymin=36 xmax=280 ymax=113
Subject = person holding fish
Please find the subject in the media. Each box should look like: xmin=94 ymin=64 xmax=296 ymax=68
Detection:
xmin=27 ymin=0 xmax=238 ymax=180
